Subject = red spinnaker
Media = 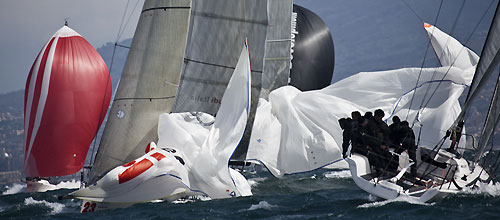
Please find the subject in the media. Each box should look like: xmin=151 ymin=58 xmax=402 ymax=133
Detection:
xmin=24 ymin=26 xmax=112 ymax=177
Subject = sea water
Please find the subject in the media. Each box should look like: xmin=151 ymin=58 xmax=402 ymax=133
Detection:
xmin=1 ymin=168 xmax=499 ymax=219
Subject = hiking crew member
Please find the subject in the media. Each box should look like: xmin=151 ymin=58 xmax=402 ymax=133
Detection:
xmin=395 ymin=121 xmax=417 ymax=176
xmin=339 ymin=118 xmax=352 ymax=158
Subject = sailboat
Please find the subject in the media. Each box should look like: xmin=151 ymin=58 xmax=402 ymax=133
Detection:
xmin=346 ymin=4 xmax=500 ymax=201
xmin=23 ymin=24 xmax=112 ymax=192
xmin=71 ymin=41 xmax=252 ymax=211
xmin=65 ymin=0 xmax=337 ymax=211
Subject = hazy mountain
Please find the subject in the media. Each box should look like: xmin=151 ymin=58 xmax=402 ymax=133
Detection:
xmin=0 ymin=1 xmax=498 ymax=177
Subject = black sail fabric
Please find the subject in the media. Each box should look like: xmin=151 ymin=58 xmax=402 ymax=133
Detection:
xmin=290 ymin=4 xmax=335 ymax=91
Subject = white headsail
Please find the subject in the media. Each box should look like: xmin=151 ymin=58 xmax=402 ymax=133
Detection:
xmin=158 ymin=42 xmax=253 ymax=198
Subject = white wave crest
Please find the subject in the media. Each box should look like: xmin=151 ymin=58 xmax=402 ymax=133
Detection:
xmin=247 ymin=201 xmax=277 ymax=211
xmin=24 ymin=197 xmax=65 ymax=214
xmin=463 ymin=181 xmax=500 ymax=196
xmin=324 ymin=170 xmax=351 ymax=179
xmin=2 ymin=183 xmax=26 ymax=195
xmin=54 ymin=180 xmax=80 ymax=189
xmin=172 ymin=195 xmax=212 ymax=204
xmin=357 ymin=196 xmax=432 ymax=208
xmin=247 ymin=177 xmax=267 ymax=187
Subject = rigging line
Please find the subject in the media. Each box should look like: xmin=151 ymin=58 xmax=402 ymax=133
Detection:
xmin=414 ymin=0 xmax=455 ymax=123
xmin=405 ymin=0 xmax=444 ymax=123
xmin=115 ymin=0 xmax=130 ymax=43
xmin=88 ymin=0 xmax=133 ymax=175
xmin=418 ymin=0 xmax=496 ymax=114
xmin=118 ymin=0 xmax=141 ymax=41
xmin=399 ymin=0 xmax=424 ymax=22
xmin=417 ymin=0 xmax=467 ymax=113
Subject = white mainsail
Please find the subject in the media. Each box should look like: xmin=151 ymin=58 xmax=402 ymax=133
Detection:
xmin=246 ymin=22 xmax=478 ymax=177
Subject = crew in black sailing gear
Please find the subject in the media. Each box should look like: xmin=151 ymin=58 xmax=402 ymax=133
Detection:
xmin=339 ymin=118 xmax=352 ymax=158
xmin=389 ymin=116 xmax=401 ymax=146
xmin=351 ymin=116 xmax=368 ymax=156
xmin=395 ymin=121 xmax=417 ymax=176
xmin=372 ymin=109 xmax=396 ymax=175
xmin=447 ymin=120 xmax=464 ymax=154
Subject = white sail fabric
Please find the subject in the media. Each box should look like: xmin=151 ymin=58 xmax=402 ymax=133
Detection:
xmin=424 ymin=23 xmax=479 ymax=70
xmin=158 ymin=44 xmax=252 ymax=198
xmin=246 ymin=23 xmax=478 ymax=177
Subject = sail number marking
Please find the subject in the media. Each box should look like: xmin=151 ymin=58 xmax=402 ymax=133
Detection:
xmin=82 ymin=202 xmax=96 ymax=213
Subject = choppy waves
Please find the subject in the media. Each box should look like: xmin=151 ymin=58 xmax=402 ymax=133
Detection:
xmin=24 ymin=197 xmax=65 ymax=214
xmin=463 ymin=181 xmax=500 ymax=196
xmin=2 ymin=183 xmax=25 ymax=195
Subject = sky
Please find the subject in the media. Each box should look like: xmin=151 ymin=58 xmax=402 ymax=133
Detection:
xmin=0 ymin=0 xmax=144 ymax=94
xmin=0 ymin=0 xmax=496 ymax=94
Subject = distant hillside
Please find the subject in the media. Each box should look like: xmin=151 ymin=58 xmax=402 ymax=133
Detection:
xmin=0 ymin=90 xmax=23 ymax=173
xmin=97 ymin=38 xmax=132 ymax=92
xmin=0 ymin=1 xmax=498 ymax=180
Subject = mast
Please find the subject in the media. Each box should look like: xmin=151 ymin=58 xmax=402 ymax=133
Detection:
xmin=89 ymin=0 xmax=192 ymax=184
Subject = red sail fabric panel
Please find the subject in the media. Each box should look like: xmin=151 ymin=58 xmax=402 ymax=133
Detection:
xmin=24 ymin=26 xmax=111 ymax=177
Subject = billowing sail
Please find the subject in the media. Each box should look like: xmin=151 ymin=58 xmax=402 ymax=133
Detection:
xmin=154 ymin=43 xmax=253 ymax=198
xmin=289 ymin=4 xmax=334 ymax=91
xmin=246 ymin=22 xmax=476 ymax=177
xmin=24 ymin=26 xmax=111 ymax=178
xmin=89 ymin=0 xmax=192 ymax=184
xmin=172 ymin=0 xmax=268 ymax=160
xmin=424 ymin=23 xmax=479 ymax=69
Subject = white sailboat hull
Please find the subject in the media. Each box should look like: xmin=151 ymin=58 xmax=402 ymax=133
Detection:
xmin=347 ymin=152 xmax=489 ymax=203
